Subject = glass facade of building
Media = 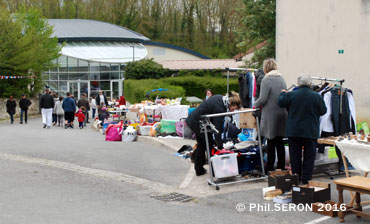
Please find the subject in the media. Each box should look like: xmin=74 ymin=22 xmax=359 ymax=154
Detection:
xmin=43 ymin=55 xmax=125 ymax=100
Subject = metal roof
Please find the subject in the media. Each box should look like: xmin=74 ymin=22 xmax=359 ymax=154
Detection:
xmin=47 ymin=19 xmax=150 ymax=43
xmin=144 ymin=41 xmax=210 ymax=59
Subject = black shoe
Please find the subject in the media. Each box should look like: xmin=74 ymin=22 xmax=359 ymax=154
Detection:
xmin=65 ymin=125 xmax=68 ymax=129
xmin=43 ymin=124 xmax=47 ymax=128
xmin=20 ymin=121 xmax=23 ymax=124
xmin=196 ymin=168 xmax=207 ymax=176
xmin=25 ymin=121 xmax=27 ymax=124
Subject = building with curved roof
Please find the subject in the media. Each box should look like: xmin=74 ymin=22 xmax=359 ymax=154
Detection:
xmin=44 ymin=19 xmax=149 ymax=100
xmin=43 ymin=19 xmax=210 ymax=100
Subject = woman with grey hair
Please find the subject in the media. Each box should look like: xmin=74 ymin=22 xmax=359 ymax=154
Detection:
xmin=278 ymin=74 xmax=327 ymax=184
xmin=254 ymin=58 xmax=288 ymax=172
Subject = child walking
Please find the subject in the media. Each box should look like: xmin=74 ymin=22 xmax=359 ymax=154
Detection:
xmin=54 ymin=96 xmax=64 ymax=126
xmin=75 ymin=109 xmax=86 ymax=129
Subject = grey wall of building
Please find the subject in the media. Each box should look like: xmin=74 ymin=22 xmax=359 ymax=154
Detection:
xmin=0 ymin=98 xmax=40 ymax=121
xmin=277 ymin=0 xmax=370 ymax=123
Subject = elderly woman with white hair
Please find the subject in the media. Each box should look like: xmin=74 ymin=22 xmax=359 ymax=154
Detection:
xmin=278 ymin=74 xmax=327 ymax=184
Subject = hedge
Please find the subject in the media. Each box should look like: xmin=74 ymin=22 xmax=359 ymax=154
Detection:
xmin=124 ymin=75 xmax=238 ymax=104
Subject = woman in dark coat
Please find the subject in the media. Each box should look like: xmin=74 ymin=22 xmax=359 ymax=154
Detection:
xmin=186 ymin=92 xmax=241 ymax=176
xmin=6 ymin=96 xmax=17 ymax=124
xmin=278 ymin=75 xmax=327 ymax=184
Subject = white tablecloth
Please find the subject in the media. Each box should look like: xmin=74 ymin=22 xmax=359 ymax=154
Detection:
xmin=144 ymin=105 xmax=160 ymax=116
xmin=335 ymin=139 xmax=370 ymax=172
xmin=158 ymin=105 xmax=189 ymax=120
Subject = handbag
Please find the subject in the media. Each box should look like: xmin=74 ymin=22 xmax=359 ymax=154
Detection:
xmin=223 ymin=121 xmax=241 ymax=142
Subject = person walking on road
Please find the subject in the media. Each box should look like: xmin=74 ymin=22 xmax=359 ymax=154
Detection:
xmin=75 ymin=108 xmax=86 ymax=129
xmin=90 ymin=96 xmax=97 ymax=119
xmin=19 ymin=94 xmax=32 ymax=124
xmin=62 ymin=92 xmax=77 ymax=129
xmin=6 ymin=96 xmax=17 ymax=124
xmin=54 ymin=96 xmax=64 ymax=127
xmin=40 ymin=89 xmax=55 ymax=129
xmin=77 ymin=93 xmax=90 ymax=126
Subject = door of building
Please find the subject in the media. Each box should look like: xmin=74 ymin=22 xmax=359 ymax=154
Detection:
xmin=110 ymin=80 xmax=121 ymax=100
xmin=68 ymin=81 xmax=90 ymax=99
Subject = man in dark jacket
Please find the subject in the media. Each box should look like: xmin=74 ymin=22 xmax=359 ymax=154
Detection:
xmin=77 ymin=93 xmax=90 ymax=126
xmin=278 ymin=75 xmax=327 ymax=184
xmin=186 ymin=92 xmax=241 ymax=176
xmin=19 ymin=94 xmax=32 ymax=124
xmin=62 ymin=92 xmax=77 ymax=129
xmin=40 ymin=89 xmax=55 ymax=129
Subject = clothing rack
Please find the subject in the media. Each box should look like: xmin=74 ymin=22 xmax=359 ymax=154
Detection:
xmin=312 ymin=76 xmax=347 ymax=179
xmin=200 ymin=108 xmax=267 ymax=190
xmin=226 ymin=67 xmax=258 ymax=95
xmin=311 ymin=76 xmax=345 ymax=114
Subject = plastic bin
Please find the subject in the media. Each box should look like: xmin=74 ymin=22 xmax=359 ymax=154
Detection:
xmin=139 ymin=125 xmax=152 ymax=136
xmin=160 ymin=119 xmax=177 ymax=134
xmin=211 ymin=153 xmax=239 ymax=179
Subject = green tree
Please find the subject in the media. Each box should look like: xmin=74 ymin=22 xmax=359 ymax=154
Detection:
xmin=124 ymin=59 xmax=170 ymax=80
xmin=236 ymin=0 xmax=276 ymax=67
xmin=0 ymin=7 xmax=61 ymax=97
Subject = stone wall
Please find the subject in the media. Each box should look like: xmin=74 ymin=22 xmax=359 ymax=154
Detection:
xmin=0 ymin=98 xmax=40 ymax=120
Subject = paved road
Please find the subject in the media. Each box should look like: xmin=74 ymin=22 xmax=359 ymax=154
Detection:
xmin=0 ymin=118 xmax=369 ymax=223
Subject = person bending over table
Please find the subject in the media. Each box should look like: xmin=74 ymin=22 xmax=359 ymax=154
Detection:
xmin=186 ymin=92 xmax=241 ymax=176
xmin=278 ymin=74 xmax=327 ymax=184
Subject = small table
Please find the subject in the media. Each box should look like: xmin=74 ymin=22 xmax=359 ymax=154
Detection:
xmin=108 ymin=110 xmax=127 ymax=121
xmin=334 ymin=176 xmax=370 ymax=222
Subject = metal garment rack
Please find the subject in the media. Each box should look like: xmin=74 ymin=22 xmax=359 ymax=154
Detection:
xmin=311 ymin=76 xmax=345 ymax=114
xmin=312 ymin=76 xmax=346 ymax=178
xmin=200 ymin=108 xmax=267 ymax=190
xmin=226 ymin=67 xmax=258 ymax=95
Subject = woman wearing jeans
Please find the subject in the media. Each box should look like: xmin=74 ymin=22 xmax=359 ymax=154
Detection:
xmin=254 ymin=59 xmax=288 ymax=172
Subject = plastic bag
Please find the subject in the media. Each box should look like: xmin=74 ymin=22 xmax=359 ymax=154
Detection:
xmin=105 ymin=121 xmax=123 ymax=141
xmin=123 ymin=126 xmax=137 ymax=142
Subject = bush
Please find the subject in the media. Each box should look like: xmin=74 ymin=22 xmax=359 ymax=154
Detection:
xmin=124 ymin=75 xmax=238 ymax=104
xmin=124 ymin=79 xmax=186 ymax=103
xmin=124 ymin=59 xmax=170 ymax=80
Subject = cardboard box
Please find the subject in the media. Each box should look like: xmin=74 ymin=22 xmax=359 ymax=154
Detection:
xmin=268 ymin=170 xmax=299 ymax=192
xmin=292 ymin=181 xmax=331 ymax=205
xmin=239 ymin=108 xmax=257 ymax=129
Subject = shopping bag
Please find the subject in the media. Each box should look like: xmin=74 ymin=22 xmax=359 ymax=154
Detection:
xmin=105 ymin=121 xmax=123 ymax=141
xmin=123 ymin=126 xmax=137 ymax=142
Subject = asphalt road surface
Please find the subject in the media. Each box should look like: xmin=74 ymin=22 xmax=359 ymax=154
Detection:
xmin=0 ymin=118 xmax=368 ymax=224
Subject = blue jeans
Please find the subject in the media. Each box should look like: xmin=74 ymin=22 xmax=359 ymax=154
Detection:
xmin=9 ymin=112 xmax=14 ymax=123
xmin=20 ymin=109 xmax=28 ymax=123
xmin=289 ymin=137 xmax=317 ymax=184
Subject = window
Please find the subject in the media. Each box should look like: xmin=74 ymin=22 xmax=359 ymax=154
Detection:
xmin=78 ymin=59 xmax=89 ymax=72
xmin=68 ymin=57 xmax=78 ymax=72
xmin=59 ymin=56 xmax=68 ymax=72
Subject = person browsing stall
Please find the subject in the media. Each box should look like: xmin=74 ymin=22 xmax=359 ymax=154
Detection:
xmin=186 ymin=92 xmax=241 ymax=176
xmin=204 ymin=89 xmax=214 ymax=101
xmin=278 ymin=74 xmax=327 ymax=184
xmin=253 ymin=58 xmax=288 ymax=172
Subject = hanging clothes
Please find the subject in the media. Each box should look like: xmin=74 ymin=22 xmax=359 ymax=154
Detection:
xmin=238 ymin=72 xmax=250 ymax=108
xmin=319 ymin=88 xmax=356 ymax=136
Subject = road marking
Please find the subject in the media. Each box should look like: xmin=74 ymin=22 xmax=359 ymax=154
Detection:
xmin=304 ymin=205 xmax=370 ymax=224
xmin=0 ymin=152 xmax=169 ymax=191
xmin=179 ymin=165 xmax=195 ymax=189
